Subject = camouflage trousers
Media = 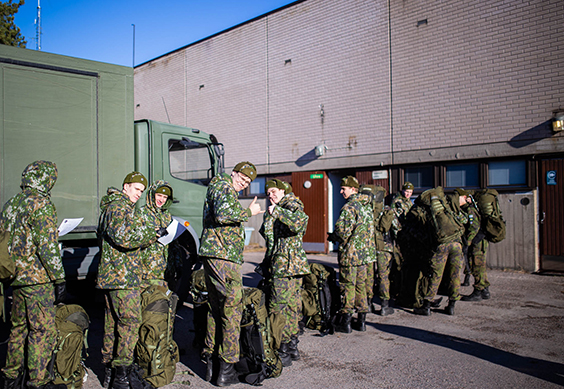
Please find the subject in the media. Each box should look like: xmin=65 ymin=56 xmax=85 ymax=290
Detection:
xmin=377 ymin=251 xmax=394 ymax=301
xmin=101 ymin=289 xmax=141 ymax=366
xmin=268 ymin=276 xmax=302 ymax=342
xmin=366 ymin=263 xmax=375 ymax=302
xmin=203 ymin=257 xmax=243 ymax=364
xmin=424 ymin=241 xmax=464 ymax=301
xmin=339 ymin=264 xmax=368 ymax=314
xmin=2 ymin=284 xmax=56 ymax=386
xmin=469 ymin=240 xmax=490 ymax=291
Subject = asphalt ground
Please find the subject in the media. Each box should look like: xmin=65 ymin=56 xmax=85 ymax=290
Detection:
xmin=2 ymin=249 xmax=564 ymax=389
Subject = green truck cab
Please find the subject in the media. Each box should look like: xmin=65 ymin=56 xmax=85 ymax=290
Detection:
xmin=0 ymin=45 xmax=223 ymax=295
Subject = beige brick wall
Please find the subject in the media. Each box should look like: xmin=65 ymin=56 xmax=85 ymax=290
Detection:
xmin=134 ymin=0 xmax=564 ymax=174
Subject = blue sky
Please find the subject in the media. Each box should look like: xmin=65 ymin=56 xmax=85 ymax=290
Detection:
xmin=14 ymin=0 xmax=297 ymax=67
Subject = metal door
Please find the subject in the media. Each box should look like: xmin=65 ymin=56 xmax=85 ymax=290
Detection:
xmin=539 ymin=158 xmax=564 ymax=271
xmin=292 ymin=171 xmax=329 ymax=253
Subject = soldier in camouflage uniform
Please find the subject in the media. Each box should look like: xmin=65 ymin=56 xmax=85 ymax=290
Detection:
xmin=391 ymin=182 xmax=413 ymax=224
xmin=259 ymin=179 xmax=309 ymax=367
xmin=360 ymin=185 xmax=396 ymax=316
xmin=458 ymin=188 xmax=491 ymax=302
xmin=414 ymin=190 xmax=467 ymax=316
xmin=97 ymin=172 xmax=161 ymax=389
xmin=329 ymin=176 xmax=376 ymax=333
xmin=200 ymin=162 xmax=263 ymax=387
xmin=138 ymin=181 xmax=174 ymax=288
xmin=1 ymin=161 xmax=66 ymax=389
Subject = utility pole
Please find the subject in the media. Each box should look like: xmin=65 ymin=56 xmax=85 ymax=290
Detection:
xmin=132 ymin=24 xmax=135 ymax=67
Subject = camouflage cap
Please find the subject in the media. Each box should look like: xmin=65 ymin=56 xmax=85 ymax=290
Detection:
xmin=341 ymin=175 xmax=359 ymax=189
xmin=265 ymin=179 xmax=285 ymax=191
xmin=233 ymin=161 xmax=257 ymax=181
xmin=402 ymin=182 xmax=414 ymax=190
xmin=123 ymin=171 xmax=148 ymax=187
xmin=156 ymin=184 xmax=172 ymax=198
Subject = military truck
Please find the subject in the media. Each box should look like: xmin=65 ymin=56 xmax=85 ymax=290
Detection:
xmin=0 ymin=45 xmax=223 ymax=296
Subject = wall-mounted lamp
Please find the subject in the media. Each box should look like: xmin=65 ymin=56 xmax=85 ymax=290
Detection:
xmin=553 ymin=109 xmax=564 ymax=132
xmin=315 ymin=144 xmax=328 ymax=157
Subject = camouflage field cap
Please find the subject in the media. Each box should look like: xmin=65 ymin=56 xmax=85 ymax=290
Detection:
xmin=402 ymin=181 xmax=414 ymax=190
xmin=340 ymin=175 xmax=359 ymax=189
xmin=123 ymin=171 xmax=148 ymax=187
xmin=233 ymin=161 xmax=257 ymax=181
xmin=265 ymin=179 xmax=286 ymax=191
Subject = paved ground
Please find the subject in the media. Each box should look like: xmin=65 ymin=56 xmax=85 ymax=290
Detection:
xmin=3 ymin=250 xmax=564 ymax=389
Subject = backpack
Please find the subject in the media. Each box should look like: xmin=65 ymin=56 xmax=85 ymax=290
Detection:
xmin=472 ymin=189 xmax=506 ymax=243
xmin=0 ymin=226 xmax=15 ymax=281
xmin=50 ymin=304 xmax=90 ymax=389
xmin=300 ymin=263 xmax=339 ymax=335
xmin=135 ymin=285 xmax=180 ymax=388
xmin=236 ymin=287 xmax=283 ymax=386
xmin=415 ymin=187 xmax=465 ymax=244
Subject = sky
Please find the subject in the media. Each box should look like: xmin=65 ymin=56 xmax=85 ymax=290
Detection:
xmin=14 ymin=0 xmax=297 ymax=67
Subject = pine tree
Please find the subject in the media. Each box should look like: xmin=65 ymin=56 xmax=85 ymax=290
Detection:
xmin=0 ymin=0 xmax=26 ymax=48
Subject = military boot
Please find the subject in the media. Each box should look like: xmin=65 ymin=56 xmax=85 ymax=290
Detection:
xmin=203 ymin=352 xmax=214 ymax=382
xmin=481 ymin=287 xmax=491 ymax=300
xmin=445 ymin=300 xmax=456 ymax=315
xmin=278 ymin=342 xmax=293 ymax=367
xmin=461 ymin=288 xmax=482 ymax=302
xmin=110 ymin=365 xmax=130 ymax=389
xmin=335 ymin=313 xmax=353 ymax=333
xmin=413 ymin=299 xmax=431 ymax=316
xmin=216 ymin=360 xmax=239 ymax=387
xmin=430 ymin=297 xmax=443 ymax=308
xmin=102 ymin=363 xmax=112 ymax=388
xmin=353 ymin=312 xmax=367 ymax=331
xmin=288 ymin=335 xmax=300 ymax=361
xmin=379 ymin=300 xmax=395 ymax=316
xmin=462 ymin=273 xmax=471 ymax=286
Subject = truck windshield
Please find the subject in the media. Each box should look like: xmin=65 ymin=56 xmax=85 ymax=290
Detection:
xmin=168 ymin=138 xmax=214 ymax=186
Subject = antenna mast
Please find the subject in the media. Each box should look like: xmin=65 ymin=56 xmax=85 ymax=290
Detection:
xmin=35 ymin=0 xmax=41 ymax=50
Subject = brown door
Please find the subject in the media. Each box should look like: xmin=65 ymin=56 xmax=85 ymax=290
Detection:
xmin=292 ymin=171 xmax=329 ymax=253
xmin=539 ymin=158 xmax=564 ymax=271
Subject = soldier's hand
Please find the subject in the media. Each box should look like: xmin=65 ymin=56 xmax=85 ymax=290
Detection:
xmin=156 ymin=227 xmax=169 ymax=237
xmin=327 ymin=232 xmax=339 ymax=243
xmin=54 ymin=281 xmax=66 ymax=305
xmin=268 ymin=204 xmax=276 ymax=214
xmin=248 ymin=196 xmax=265 ymax=216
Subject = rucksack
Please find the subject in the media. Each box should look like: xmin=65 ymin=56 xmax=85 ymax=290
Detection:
xmin=472 ymin=189 xmax=506 ymax=243
xmin=0 ymin=226 xmax=15 ymax=281
xmin=415 ymin=187 xmax=465 ymax=244
xmin=135 ymin=285 xmax=180 ymax=388
xmin=50 ymin=304 xmax=90 ymax=389
xmin=301 ymin=263 xmax=339 ymax=335
xmin=236 ymin=287 xmax=283 ymax=386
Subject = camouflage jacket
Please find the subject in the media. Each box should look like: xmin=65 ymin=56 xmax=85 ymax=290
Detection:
xmin=138 ymin=181 xmax=173 ymax=282
xmin=391 ymin=192 xmax=413 ymax=225
xmin=259 ymin=193 xmax=310 ymax=278
xmin=461 ymin=202 xmax=487 ymax=251
xmin=96 ymin=187 xmax=157 ymax=289
xmin=1 ymin=161 xmax=65 ymax=287
xmin=334 ymin=193 xmax=377 ymax=267
xmin=199 ymin=173 xmax=251 ymax=264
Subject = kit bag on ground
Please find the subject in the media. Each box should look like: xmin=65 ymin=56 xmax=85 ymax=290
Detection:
xmin=301 ymin=263 xmax=339 ymax=335
xmin=472 ymin=189 xmax=506 ymax=243
xmin=236 ymin=287 xmax=283 ymax=386
xmin=50 ymin=304 xmax=90 ymax=389
xmin=135 ymin=285 xmax=179 ymax=388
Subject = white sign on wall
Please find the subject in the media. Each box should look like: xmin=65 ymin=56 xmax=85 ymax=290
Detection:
xmin=372 ymin=170 xmax=388 ymax=180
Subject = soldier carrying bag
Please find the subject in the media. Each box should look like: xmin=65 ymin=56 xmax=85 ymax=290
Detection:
xmin=472 ymin=189 xmax=506 ymax=243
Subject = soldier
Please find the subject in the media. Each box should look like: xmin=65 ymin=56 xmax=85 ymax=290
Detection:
xmin=414 ymin=189 xmax=467 ymax=316
xmin=391 ymin=181 xmax=414 ymax=224
xmin=360 ymin=185 xmax=396 ymax=316
xmin=0 ymin=161 xmax=66 ymax=389
xmin=458 ymin=188 xmax=492 ymax=302
xmin=259 ymin=179 xmax=309 ymax=367
xmin=329 ymin=176 xmax=376 ymax=333
xmin=200 ymin=161 xmax=263 ymax=387
xmin=97 ymin=171 xmax=161 ymax=389
xmin=138 ymin=180 xmax=174 ymax=288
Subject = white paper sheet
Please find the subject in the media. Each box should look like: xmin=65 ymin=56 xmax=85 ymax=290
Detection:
xmin=58 ymin=218 xmax=84 ymax=237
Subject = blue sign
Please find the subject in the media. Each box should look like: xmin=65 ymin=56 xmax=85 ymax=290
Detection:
xmin=547 ymin=170 xmax=557 ymax=185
